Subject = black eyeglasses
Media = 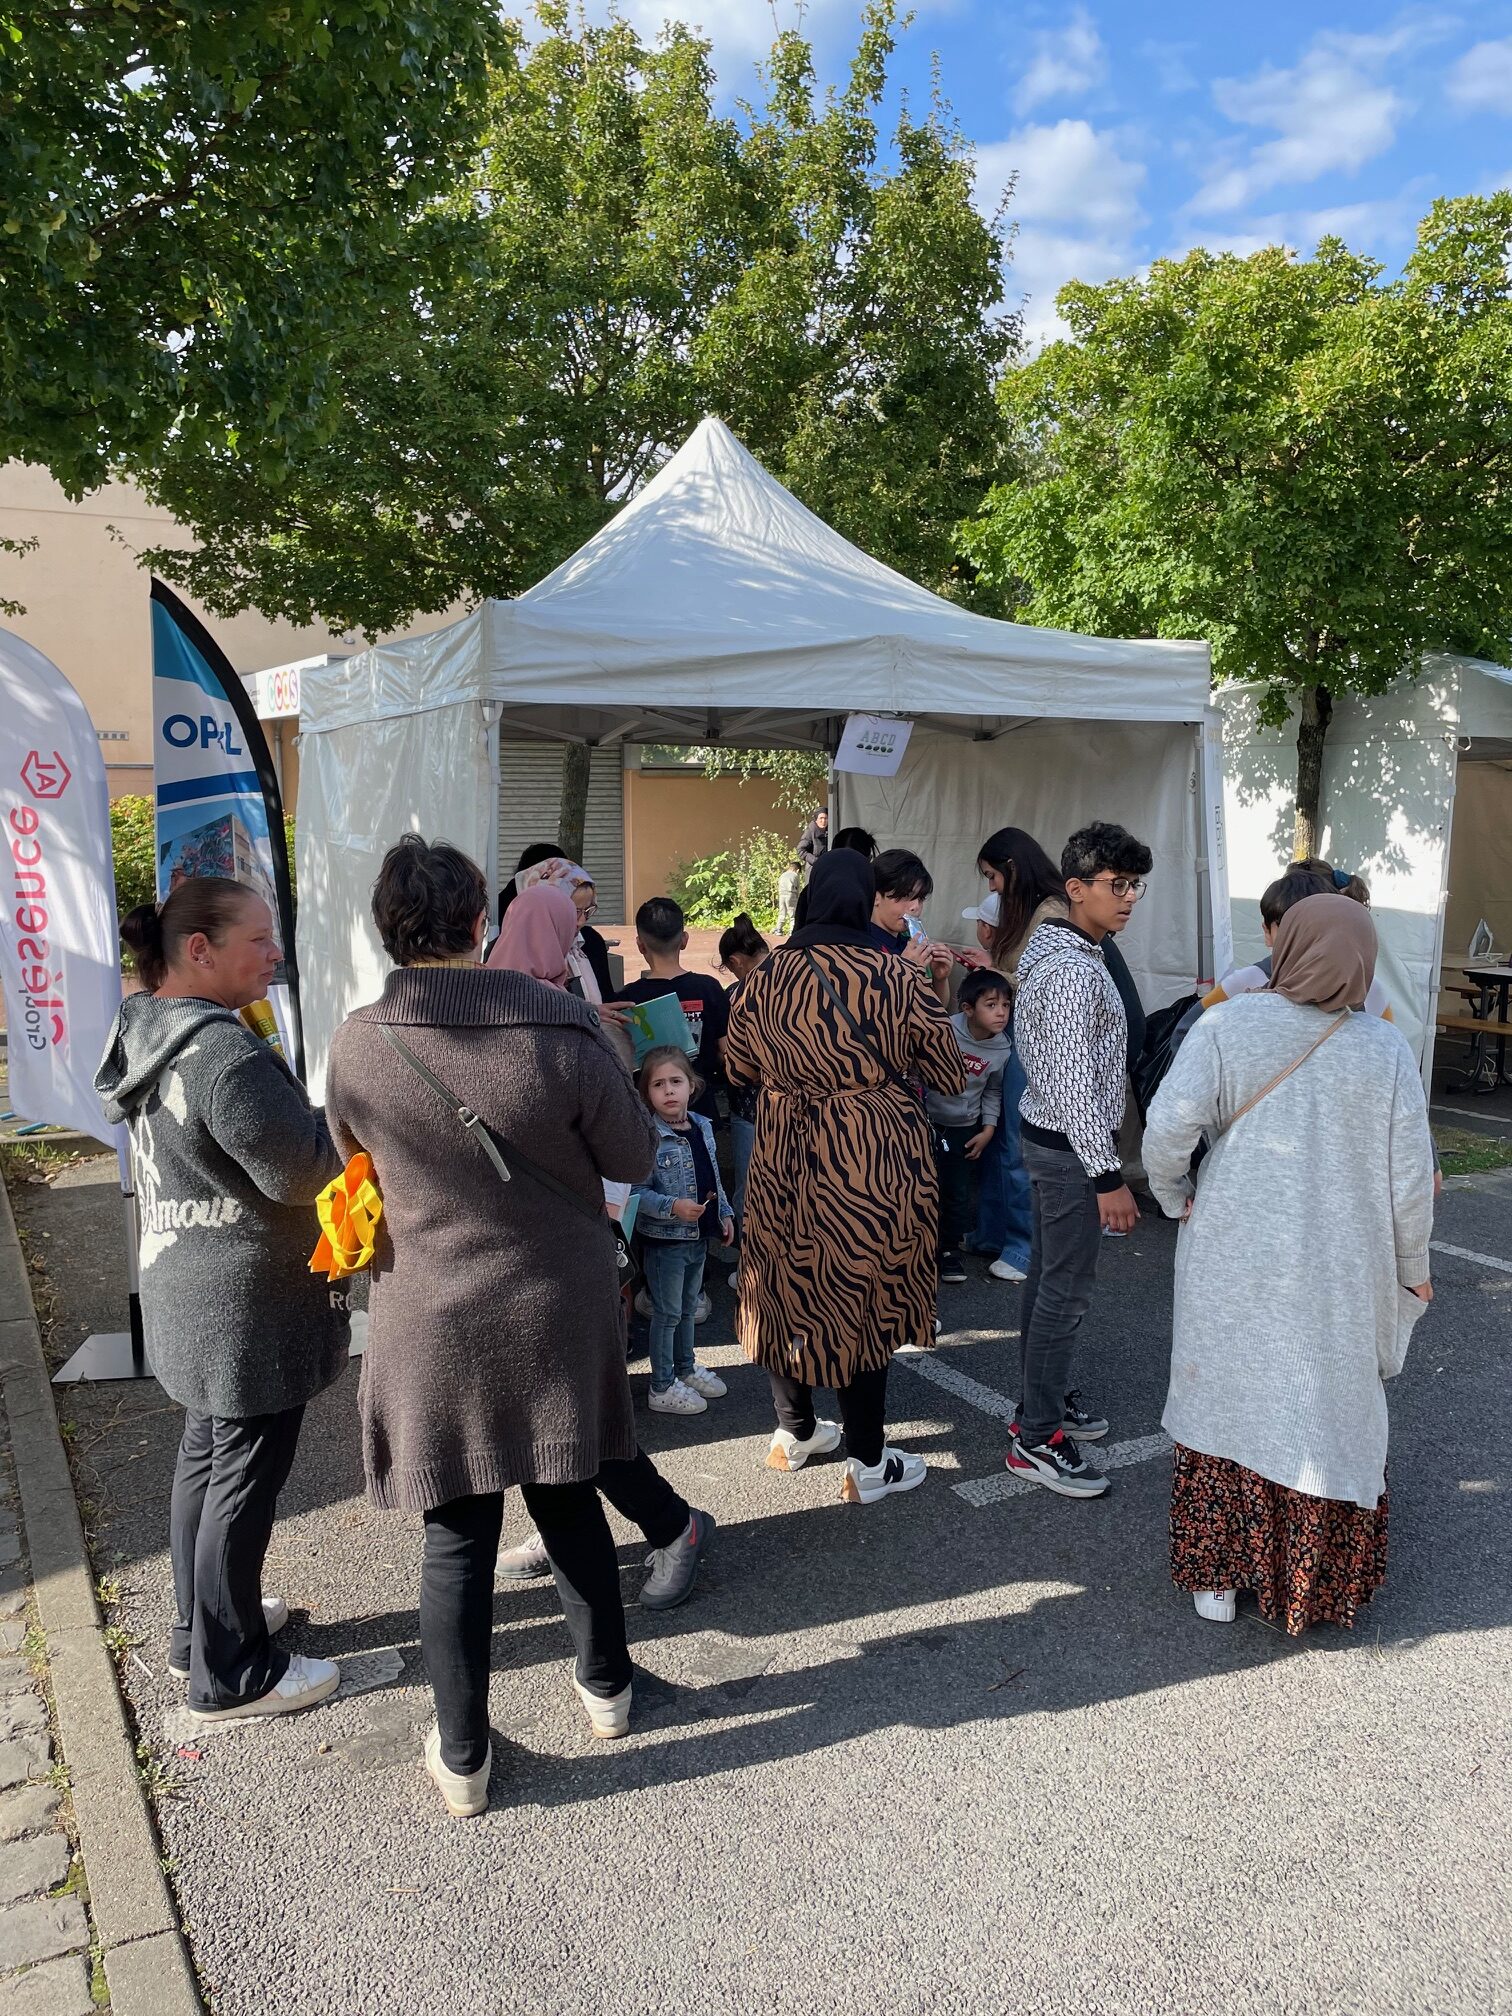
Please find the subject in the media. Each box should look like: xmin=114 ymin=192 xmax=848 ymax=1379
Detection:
xmin=1085 ymin=875 xmax=1146 ymax=899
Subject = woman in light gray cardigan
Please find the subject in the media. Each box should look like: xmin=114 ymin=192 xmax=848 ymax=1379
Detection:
xmin=1143 ymin=895 xmax=1434 ymax=1635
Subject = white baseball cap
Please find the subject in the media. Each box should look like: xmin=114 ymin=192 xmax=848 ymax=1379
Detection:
xmin=961 ymin=890 xmax=1001 ymax=926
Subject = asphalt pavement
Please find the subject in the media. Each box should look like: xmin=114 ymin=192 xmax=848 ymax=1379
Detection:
xmin=17 ymin=1155 xmax=1512 ymax=2016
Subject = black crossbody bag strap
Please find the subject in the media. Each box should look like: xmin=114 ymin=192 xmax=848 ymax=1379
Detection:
xmin=801 ymin=949 xmax=922 ymax=1102
xmin=379 ymin=1026 xmax=608 ymax=1230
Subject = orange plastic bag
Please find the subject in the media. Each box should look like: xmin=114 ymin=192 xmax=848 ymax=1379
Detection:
xmin=309 ymin=1153 xmax=383 ymax=1281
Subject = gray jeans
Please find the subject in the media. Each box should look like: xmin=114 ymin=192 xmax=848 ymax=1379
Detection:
xmin=1018 ymin=1139 xmax=1104 ymax=1446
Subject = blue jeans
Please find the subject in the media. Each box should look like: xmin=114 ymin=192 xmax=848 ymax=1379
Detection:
xmin=641 ymin=1239 xmax=706 ymax=1392
xmin=973 ymin=1042 xmax=1033 ymax=1274
xmin=730 ymin=1114 xmax=756 ymax=1240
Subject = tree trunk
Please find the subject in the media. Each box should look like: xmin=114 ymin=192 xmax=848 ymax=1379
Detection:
xmin=559 ymin=741 xmax=591 ymax=865
xmin=1292 ymin=684 xmax=1333 ymax=861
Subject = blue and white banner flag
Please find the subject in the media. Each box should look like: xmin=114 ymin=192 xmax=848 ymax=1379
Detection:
xmin=150 ymin=580 xmax=304 ymax=1077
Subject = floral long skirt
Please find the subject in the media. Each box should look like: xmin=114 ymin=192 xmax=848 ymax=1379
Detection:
xmin=1169 ymin=1445 xmax=1388 ymax=1637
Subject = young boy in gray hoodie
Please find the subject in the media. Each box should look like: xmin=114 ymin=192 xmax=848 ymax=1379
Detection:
xmin=927 ymin=968 xmax=1013 ymax=1283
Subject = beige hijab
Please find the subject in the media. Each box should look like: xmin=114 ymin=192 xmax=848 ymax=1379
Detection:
xmin=1268 ymin=894 xmax=1377 ymax=1012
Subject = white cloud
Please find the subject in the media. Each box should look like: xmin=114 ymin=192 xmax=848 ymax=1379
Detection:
xmin=1180 ymin=189 xmax=1424 ymax=264
xmin=977 ymin=120 xmax=1146 ymax=346
xmin=1189 ymin=23 xmax=1439 ymax=216
xmin=1014 ymin=7 xmax=1107 ymax=114
xmin=1446 ymin=37 xmax=1512 ymax=112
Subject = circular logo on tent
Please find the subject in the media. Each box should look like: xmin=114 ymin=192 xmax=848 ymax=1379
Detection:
xmin=20 ymin=749 xmax=71 ymax=801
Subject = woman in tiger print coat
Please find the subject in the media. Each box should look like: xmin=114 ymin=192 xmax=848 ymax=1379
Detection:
xmin=725 ymin=851 xmax=966 ymax=1502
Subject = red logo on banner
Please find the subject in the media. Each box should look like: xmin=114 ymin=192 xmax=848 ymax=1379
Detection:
xmin=20 ymin=749 xmax=71 ymax=800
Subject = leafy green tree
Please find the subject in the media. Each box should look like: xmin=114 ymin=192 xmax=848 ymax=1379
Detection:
xmin=139 ymin=1 xmax=1013 ymax=634
xmin=109 ymin=794 xmax=157 ymax=918
xmin=0 ymin=0 xmax=501 ymax=496
xmin=963 ymin=196 xmax=1512 ymax=854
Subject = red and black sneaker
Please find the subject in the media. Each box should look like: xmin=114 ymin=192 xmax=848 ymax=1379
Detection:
xmin=1004 ymin=1429 xmax=1109 ymax=1498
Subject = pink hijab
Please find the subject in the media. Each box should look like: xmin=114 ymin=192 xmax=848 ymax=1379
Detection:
xmin=487 ymin=884 xmax=579 ymax=989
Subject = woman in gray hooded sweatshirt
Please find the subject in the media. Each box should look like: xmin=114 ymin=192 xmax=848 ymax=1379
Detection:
xmin=96 ymin=877 xmax=348 ymax=1723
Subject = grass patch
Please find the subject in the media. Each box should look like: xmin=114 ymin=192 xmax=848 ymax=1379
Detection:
xmin=1434 ymin=1125 xmax=1512 ymax=1177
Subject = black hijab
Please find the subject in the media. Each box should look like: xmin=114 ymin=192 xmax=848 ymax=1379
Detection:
xmin=785 ymin=849 xmax=877 ymax=951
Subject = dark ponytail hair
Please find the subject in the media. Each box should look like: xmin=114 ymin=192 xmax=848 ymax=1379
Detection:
xmin=372 ymin=835 xmax=488 ymax=966
xmin=718 ymin=913 xmax=768 ymax=969
xmin=120 ymin=877 xmax=259 ymax=992
xmin=976 ymin=826 xmax=1065 ymax=967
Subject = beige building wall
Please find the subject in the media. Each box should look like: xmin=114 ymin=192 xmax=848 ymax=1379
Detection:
xmin=0 ymin=463 xmax=463 ymax=800
xmin=623 ymin=769 xmax=796 ymax=917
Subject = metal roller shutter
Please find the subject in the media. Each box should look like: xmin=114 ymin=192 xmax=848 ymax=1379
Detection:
xmin=496 ymin=740 xmax=625 ymax=922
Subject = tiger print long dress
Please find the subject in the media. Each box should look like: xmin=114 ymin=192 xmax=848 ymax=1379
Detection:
xmin=724 ymin=945 xmax=966 ymax=1388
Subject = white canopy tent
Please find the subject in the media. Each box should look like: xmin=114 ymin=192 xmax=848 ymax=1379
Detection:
xmin=1219 ymin=654 xmax=1512 ymax=1080
xmin=297 ymin=418 xmax=1221 ymax=1093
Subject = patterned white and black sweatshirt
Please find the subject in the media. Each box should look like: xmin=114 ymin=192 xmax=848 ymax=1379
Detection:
xmin=1014 ymin=918 xmax=1128 ymax=1190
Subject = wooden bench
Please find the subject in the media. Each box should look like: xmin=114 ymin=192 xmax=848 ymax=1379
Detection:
xmin=1436 ymin=1011 xmax=1509 ymax=1035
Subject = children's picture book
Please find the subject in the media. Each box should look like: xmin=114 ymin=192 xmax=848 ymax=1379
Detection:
xmin=622 ymin=993 xmax=696 ymax=1064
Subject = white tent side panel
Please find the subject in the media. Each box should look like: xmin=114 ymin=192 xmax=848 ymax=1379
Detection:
xmin=297 ymin=700 xmax=497 ymax=1098
xmin=839 ymin=720 xmax=1204 ymax=1013
xmin=1218 ymin=677 xmax=1461 ymax=1069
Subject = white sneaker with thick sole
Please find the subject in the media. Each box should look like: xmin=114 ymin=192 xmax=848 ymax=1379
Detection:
xmin=168 ymin=1594 xmax=290 ymax=1682
xmin=423 ymin=1723 xmax=491 ymax=1817
xmin=573 ymin=1675 xmax=632 ymax=1740
xmin=648 ymin=1378 xmax=707 ymax=1416
xmin=189 ymin=1652 xmax=340 ymax=1723
xmin=766 ymin=1421 xmax=843 ymax=1472
xmin=694 ymin=1291 xmax=712 ymax=1324
xmin=988 ymin=1258 xmax=1027 ymax=1283
xmin=840 ymin=1448 xmax=927 ymax=1505
xmin=683 ymin=1364 xmax=727 ymax=1399
xmin=1193 ymin=1589 xmax=1237 ymax=1623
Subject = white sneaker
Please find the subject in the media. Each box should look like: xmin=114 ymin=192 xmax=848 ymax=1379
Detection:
xmin=694 ymin=1291 xmax=712 ymax=1325
xmin=189 ymin=1652 xmax=340 ymax=1723
xmin=168 ymin=1594 xmax=290 ymax=1681
xmin=573 ymin=1674 xmax=632 ymax=1740
xmin=988 ymin=1258 xmax=1027 ymax=1283
xmin=648 ymin=1379 xmax=707 ymax=1416
xmin=840 ymin=1448 xmax=927 ymax=1505
xmin=683 ymin=1364 xmax=727 ymax=1399
xmin=423 ymin=1723 xmax=491 ymax=1817
xmin=1193 ymin=1589 xmax=1237 ymax=1623
xmin=766 ymin=1421 xmax=842 ymax=1472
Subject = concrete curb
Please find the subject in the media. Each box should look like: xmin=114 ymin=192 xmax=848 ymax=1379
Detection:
xmin=0 ymin=1179 xmax=203 ymax=2015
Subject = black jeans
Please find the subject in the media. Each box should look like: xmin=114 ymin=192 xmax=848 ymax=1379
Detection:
xmin=768 ymin=1365 xmax=889 ymax=1469
xmin=595 ymin=1450 xmax=689 ymax=1550
xmin=1018 ymin=1139 xmax=1104 ymax=1447
xmin=933 ymin=1124 xmax=979 ymax=1257
xmin=169 ymin=1405 xmax=305 ymax=1712
xmin=421 ymin=1480 xmax=632 ymax=1774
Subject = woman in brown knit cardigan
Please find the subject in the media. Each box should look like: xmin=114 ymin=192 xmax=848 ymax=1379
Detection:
xmin=324 ymin=838 xmax=659 ymax=1818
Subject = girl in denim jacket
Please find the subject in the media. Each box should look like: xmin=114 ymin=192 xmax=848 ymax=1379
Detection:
xmin=633 ymin=1048 xmax=734 ymax=1417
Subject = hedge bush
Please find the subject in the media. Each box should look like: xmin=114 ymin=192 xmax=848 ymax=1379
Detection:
xmin=670 ymin=827 xmax=792 ymax=931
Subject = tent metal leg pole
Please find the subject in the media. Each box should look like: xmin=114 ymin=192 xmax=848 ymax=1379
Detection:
xmin=52 ymin=1165 xmax=152 ymax=1384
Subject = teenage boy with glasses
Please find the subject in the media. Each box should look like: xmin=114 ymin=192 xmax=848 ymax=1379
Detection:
xmin=1006 ymin=822 xmax=1152 ymax=1497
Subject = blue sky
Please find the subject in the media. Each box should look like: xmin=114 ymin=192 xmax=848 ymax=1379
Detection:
xmin=614 ymin=0 xmax=1512 ymax=344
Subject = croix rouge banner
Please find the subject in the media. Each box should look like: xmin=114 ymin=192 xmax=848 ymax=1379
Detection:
xmin=0 ymin=629 xmax=121 ymax=1141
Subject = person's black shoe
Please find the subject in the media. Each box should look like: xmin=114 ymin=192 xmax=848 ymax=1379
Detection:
xmin=1061 ymin=1390 xmax=1109 ymax=1441
xmin=938 ymin=1251 xmax=968 ymax=1284
xmin=1009 ymin=1391 xmax=1109 ymax=1443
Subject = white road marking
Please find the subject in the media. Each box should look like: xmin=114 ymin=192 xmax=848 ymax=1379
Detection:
xmin=953 ymin=1431 xmax=1174 ymax=1509
xmin=1430 ymin=1104 xmax=1512 ymax=1126
xmin=894 ymin=1343 xmax=1018 ymax=1423
xmin=1431 ymin=1240 xmax=1512 ymax=1277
